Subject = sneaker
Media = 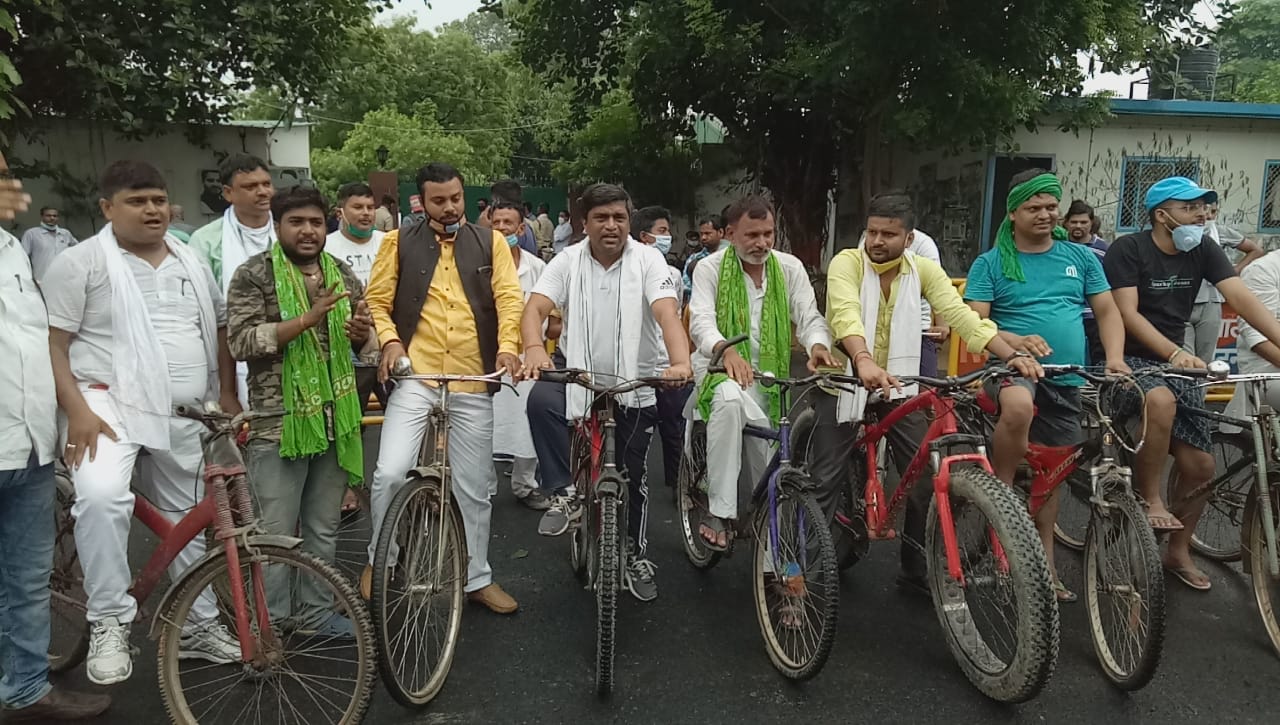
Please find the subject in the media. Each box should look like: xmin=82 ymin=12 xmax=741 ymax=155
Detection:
xmin=179 ymin=621 xmax=241 ymax=664
xmin=294 ymin=612 xmax=356 ymax=640
xmin=537 ymin=494 xmax=581 ymax=536
xmin=87 ymin=617 xmax=133 ymax=685
xmin=519 ymin=489 xmax=553 ymax=511
xmin=624 ymin=556 xmax=659 ymax=602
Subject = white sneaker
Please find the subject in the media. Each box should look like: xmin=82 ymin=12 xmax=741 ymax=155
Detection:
xmin=87 ymin=617 xmax=133 ymax=685
xmin=179 ymin=621 xmax=241 ymax=664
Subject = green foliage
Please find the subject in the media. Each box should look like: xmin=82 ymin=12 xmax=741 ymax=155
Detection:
xmin=1 ymin=0 xmax=389 ymax=137
xmin=509 ymin=0 xmax=1202 ymax=263
xmin=1215 ymin=0 xmax=1280 ymax=103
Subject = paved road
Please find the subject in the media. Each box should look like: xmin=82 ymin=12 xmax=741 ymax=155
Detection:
xmin=48 ymin=428 xmax=1280 ymax=725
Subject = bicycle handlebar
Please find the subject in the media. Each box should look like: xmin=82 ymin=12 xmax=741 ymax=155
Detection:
xmin=174 ymin=405 xmax=284 ymax=433
xmin=539 ymin=368 xmax=691 ymax=395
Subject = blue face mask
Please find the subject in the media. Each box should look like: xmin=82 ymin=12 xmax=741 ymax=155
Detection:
xmin=505 ymin=233 xmax=520 ymax=248
xmin=444 ymin=222 xmax=461 ymax=234
xmin=1168 ymin=221 xmax=1205 ymax=252
xmin=41 ymin=222 xmax=57 ymax=231
xmin=653 ymin=234 xmax=672 ymax=255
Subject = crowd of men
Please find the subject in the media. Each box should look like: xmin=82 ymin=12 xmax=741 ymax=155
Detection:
xmin=5 ymin=149 xmax=1280 ymax=722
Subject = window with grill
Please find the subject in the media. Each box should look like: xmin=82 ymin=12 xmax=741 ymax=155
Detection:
xmin=1261 ymin=161 xmax=1280 ymax=234
xmin=1117 ymin=156 xmax=1201 ymax=232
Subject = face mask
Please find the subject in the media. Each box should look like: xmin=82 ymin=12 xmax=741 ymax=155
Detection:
xmin=1165 ymin=217 xmax=1205 ymax=252
xmin=505 ymin=233 xmax=520 ymax=248
xmin=653 ymin=234 xmax=672 ymax=255
xmin=41 ymin=222 xmax=57 ymax=231
xmin=444 ymin=222 xmax=461 ymax=234
xmin=345 ymin=222 xmax=373 ymax=239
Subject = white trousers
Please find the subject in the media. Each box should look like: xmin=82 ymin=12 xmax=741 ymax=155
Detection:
xmin=70 ymin=389 xmax=216 ymax=624
xmin=704 ymin=383 xmax=771 ymax=520
xmin=369 ymin=383 xmax=496 ymax=593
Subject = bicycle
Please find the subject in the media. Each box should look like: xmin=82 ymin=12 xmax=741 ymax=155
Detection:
xmin=369 ymin=364 xmax=510 ymax=707
xmin=969 ymin=365 xmax=1165 ymax=690
xmin=820 ymin=365 xmax=1058 ymax=703
xmin=48 ymin=405 xmax=376 ymax=724
xmin=1151 ymin=362 xmax=1280 ymax=657
xmin=675 ymin=335 xmax=840 ymax=682
xmin=538 ymin=367 xmax=687 ymax=696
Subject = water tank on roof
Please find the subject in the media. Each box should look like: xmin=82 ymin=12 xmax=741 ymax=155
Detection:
xmin=1149 ymin=45 xmax=1221 ymax=100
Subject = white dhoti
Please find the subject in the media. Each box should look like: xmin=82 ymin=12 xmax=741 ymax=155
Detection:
xmin=703 ymin=382 xmax=772 ymax=521
xmin=491 ymin=375 xmax=538 ymax=498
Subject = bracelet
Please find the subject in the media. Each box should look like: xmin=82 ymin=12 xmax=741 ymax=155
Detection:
xmin=381 ymin=338 xmax=403 ymax=352
xmin=1005 ymin=351 xmax=1032 ymax=363
xmin=852 ymin=351 xmax=872 ymax=366
xmin=1168 ymin=348 xmax=1182 ymax=363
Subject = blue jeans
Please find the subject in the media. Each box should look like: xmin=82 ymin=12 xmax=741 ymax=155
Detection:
xmin=0 ymin=457 xmax=55 ymax=709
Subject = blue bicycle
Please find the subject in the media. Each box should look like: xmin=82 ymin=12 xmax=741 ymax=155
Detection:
xmin=677 ymin=334 xmax=840 ymax=680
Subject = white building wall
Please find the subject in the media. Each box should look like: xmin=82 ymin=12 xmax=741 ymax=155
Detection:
xmin=8 ymin=119 xmax=310 ymax=239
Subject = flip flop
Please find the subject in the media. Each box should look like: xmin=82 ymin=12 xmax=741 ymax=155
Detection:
xmin=698 ymin=515 xmax=731 ymax=552
xmin=1053 ymin=579 xmax=1078 ymax=603
xmin=1146 ymin=511 xmax=1184 ymax=532
xmin=1166 ymin=565 xmax=1211 ymax=591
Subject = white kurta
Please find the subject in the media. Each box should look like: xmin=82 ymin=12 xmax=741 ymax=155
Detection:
xmin=492 ymin=249 xmax=547 ymax=458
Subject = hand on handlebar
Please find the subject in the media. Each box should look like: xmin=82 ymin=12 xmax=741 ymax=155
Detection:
xmin=495 ymin=351 xmax=521 ymax=377
xmin=664 ymin=362 xmax=692 ymax=383
xmin=1169 ymin=349 xmax=1206 ymax=370
xmin=1105 ymin=358 xmax=1132 ymax=376
xmin=378 ymin=341 xmax=406 ymax=383
xmin=855 ymin=356 xmax=902 ymax=398
xmin=806 ymin=344 xmax=837 ymax=373
xmin=719 ymin=345 xmax=754 ymax=389
xmin=519 ymin=345 xmax=553 ymax=381
xmin=1007 ymin=355 xmax=1044 ymax=381
xmin=1010 ymin=334 xmax=1052 ymax=358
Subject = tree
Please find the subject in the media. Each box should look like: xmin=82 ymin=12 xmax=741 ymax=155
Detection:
xmin=443 ymin=7 xmax=518 ymax=53
xmin=2 ymin=0 xmax=388 ymax=137
xmin=505 ymin=0 xmax=1203 ymax=264
xmin=1214 ymin=0 xmax=1280 ymax=103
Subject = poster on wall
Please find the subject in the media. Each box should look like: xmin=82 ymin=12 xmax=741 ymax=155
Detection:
xmin=272 ymin=167 xmax=311 ymax=190
xmin=198 ymin=169 xmax=228 ymax=216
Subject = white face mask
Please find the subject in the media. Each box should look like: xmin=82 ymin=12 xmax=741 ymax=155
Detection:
xmin=653 ymin=234 xmax=672 ymax=255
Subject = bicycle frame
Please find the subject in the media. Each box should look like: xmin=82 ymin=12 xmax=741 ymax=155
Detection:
xmin=854 ymin=386 xmax=996 ymax=584
xmin=743 ymin=415 xmax=798 ymax=567
xmin=572 ymin=394 xmax=626 ymax=590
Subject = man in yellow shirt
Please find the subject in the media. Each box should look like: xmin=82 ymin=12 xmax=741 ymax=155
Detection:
xmin=363 ymin=162 xmax=525 ymax=614
xmin=822 ymin=193 xmax=1040 ymax=595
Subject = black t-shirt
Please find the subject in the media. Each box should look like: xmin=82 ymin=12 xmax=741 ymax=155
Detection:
xmin=1103 ymin=229 xmax=1236 ymax=360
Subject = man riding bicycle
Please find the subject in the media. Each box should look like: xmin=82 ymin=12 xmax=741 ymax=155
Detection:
xmin=687 ymin=194 xmax=835 ymax=551
xmin=824 ymin=192 xmax=1042 ymax=594
xmin=519 ymin=183 xmax=691 ymax=602
xmin=964 ymin=169 xmax=1129 ymax=602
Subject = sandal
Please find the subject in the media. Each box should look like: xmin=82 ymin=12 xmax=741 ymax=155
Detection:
xmin=1165 ymin=564 xmax=1211 ymax=591
xmin=698 ymin=515 xmax=731 ymax=552
xmin=1053 ymin=579 xmax=1077 ymax=603
xmin=1146 ymin=512 xmax=1184 ymax=532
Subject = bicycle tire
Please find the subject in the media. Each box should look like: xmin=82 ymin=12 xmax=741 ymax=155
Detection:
xmin=1246 ymin=475 xmax=1280 ymax=658
xmin=926 ymin=467 xmax=1059 ymax=703
xmin=677 ymin=424 xmax=721 ymax=570
xmin=334 ymin=485 xmax=373 ymax=586
xmin=1084 ymin=482 xmax=1166 ymax=690
xmin=49 ymin=468 xmax=89 ymax=672
xmin=752 ymin=481 xmax=839 ymax=681
xmin=371 ymin=474 xmax=466 ymax=707
xmin=1191 ymin=430 xmax=1252 ymax=562
xmin=596 ymin=492 xmax=621 ymax=696
xmin=157 ymin=544 xmax=376 ymax=725
xmin=569 ymin=430 xmax=591 ymax=578
xmin=1053 ymin=470 xmax=1091 ymax=551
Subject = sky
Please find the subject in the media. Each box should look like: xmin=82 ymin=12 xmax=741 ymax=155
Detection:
xmin=391 ymin=0 xmax=1223 ymax=99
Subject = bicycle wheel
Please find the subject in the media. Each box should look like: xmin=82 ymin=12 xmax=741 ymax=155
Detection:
xmin=49 ymin=467 xmax=89 ymax=672
xmin=752 ymin=480 xmax=839 ymax=681
xmin=371 ymin=474 xmax=466 ymax=707
xmin=569 ymin=430 xmax=591 ymax=578
xmin=1053 ymin=470 xmax=1091 ymax=551
xmin=595 ymin=492 xmax=622 ymax=696
xmin=1084 ymin=481 xmax=1166 ymax=689
xmin=1192 ymin=431 xmax=1253 ymax=562
xmin=926 ymin=467 xmax=1059 ymax=703
xmin=334 ymin=485 xmax=372 ymax=585
xmin=677 ymin=423 xmax=722 ymax=570
xmin=1246 ymin=475 xmax=1280 ymax=657
xmin=157 ymin=544 xmax=375 ymax=725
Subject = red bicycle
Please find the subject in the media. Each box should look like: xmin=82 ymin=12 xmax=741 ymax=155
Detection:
xmin=821 ymin=366 xmax=1058 ymax=703
xmin=970 ymin=365 xmax=1164 ymax=690
xmin=48 ymin=406 xmax=376 ymax=724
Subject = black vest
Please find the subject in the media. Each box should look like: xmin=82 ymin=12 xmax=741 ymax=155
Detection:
xmin=391 ymin=220 xmax=499 ymax=393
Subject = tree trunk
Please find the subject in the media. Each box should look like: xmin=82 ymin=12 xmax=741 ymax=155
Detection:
xmin=759 ymin=114 xmax=838 ymax=268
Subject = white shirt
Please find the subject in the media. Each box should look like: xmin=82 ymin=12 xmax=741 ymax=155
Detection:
xmin=1237 ymin=249 xmax=1280 ymax=374
xmin=324 ymin=229 xmax=386 ymax=286
xmin=42 ymin=241 xmax=227 ymax=403
xmin=0 ymin=231 xmax=57 ymax=469
xmin=533 ymin=240 xmax=677 ymax=406
xmin=688 ymin=248 xmax=831 ymax=376
xmin=1196 ymin=222 xmax=1246 ymax=304
xmin=859 ymin=228 xmax=942 ymax=331
xmin=21 ymin=225 xmax=78 ymax=282
xmin=653 ymin=265 xmax=684 ymax=372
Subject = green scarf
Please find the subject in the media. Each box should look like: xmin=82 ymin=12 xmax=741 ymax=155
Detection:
xmin=996 ymin=173 xmax=1069 ymax=282
xmin=696 ymin=250 xmax=791 ymax=424
xmin=270 ymin=243 xmax=364 ymax=484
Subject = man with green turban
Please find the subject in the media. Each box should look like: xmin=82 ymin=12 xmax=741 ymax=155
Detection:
xmin=964 ymin=168 xmax=1129 ymax=602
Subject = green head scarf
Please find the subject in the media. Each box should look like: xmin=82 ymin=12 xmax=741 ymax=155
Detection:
xmin=996 ymin=173 xmax=1069 ymax=282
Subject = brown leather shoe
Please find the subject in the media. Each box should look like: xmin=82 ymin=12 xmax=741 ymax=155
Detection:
xmin=467 ymin=583 xmax=518 ymax=614
xmin=5 ymin=686 xmax=111 ymax=722
xmin=359 ymin=565 xmax=372 ymax=600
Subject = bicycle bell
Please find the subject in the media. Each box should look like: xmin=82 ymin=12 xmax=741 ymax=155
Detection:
xmin=392 ymin=356 xmax=415 ymax=377
xmin=1206 ymin=359 xmax=1230 ymax=382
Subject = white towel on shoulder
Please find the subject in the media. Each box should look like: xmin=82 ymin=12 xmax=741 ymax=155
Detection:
xmin=562 ymin=240 xmax=645 ymax=420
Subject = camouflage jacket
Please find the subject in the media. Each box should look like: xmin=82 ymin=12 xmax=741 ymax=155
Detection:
xmin=226 ymin=251 xmax=368 ymax=442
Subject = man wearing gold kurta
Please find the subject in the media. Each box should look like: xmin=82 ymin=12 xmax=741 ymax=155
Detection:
xmin=363 ymin=162 xmax=524 ymax=614
xmin=820 ymin=193 xmax=1039 ymax=596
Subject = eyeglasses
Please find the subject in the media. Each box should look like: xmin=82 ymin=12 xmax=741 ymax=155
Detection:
xmin=1164 ymin=201 xmax=1207 ymax=214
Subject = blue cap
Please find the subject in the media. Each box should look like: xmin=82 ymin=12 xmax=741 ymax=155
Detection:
xmin=1144 ymin=176 xmax=1218 ymax=211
